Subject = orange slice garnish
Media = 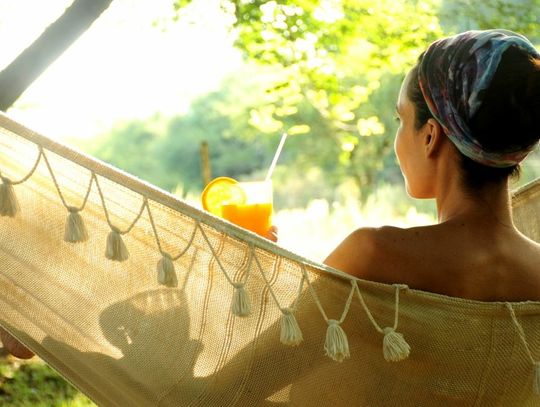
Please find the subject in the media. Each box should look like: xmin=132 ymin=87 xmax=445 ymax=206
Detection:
xmin=201 ymin=177 xmax=246 ymax=217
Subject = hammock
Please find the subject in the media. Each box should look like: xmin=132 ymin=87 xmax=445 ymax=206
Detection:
xmin=0 ymin=111 xmax=539 ymax=407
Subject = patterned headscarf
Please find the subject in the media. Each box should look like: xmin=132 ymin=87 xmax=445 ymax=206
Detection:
xmin=418 ymin=29 xmax=540 ymax=168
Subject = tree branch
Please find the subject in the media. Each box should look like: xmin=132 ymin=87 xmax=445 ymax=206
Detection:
xmin=0 ymin=0 xmax=114 ymax=111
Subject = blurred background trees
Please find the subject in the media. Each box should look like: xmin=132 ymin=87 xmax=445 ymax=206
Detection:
xmin=2 ymin=0 xmax=538 ymax=207
xmin=83 ymin=0 xmax=539 ymax=208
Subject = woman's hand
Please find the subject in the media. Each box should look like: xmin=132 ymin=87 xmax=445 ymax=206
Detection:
xmin=264 ymin=225 xmax=278 ymax=242
xmin=0 ymin=327 xmax=34 ymax=359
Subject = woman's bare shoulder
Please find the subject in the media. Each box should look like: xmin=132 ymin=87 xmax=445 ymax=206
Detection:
xmin=324 ymin=224 xmax=540 ymax=300
xmin=323 ymin=225 xmax=436 ymax=282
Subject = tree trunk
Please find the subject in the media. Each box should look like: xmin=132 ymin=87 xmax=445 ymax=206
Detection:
xmin=0 ymin=0 xmax=114 ymax=111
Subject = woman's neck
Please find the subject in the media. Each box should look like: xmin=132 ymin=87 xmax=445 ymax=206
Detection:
xmin=435 ymin=176 xmax=513 ymax=228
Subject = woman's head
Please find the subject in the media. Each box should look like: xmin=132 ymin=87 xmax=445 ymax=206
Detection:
xmin=399 ymin=30 xmax=540 ymax=193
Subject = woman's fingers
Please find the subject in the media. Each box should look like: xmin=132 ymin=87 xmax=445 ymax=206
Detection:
xmin=266 ymin=225 xmax=278 ymax=242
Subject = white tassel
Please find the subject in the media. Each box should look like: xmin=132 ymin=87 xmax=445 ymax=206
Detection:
xmin=280 ymin=307 xmax=303 ymax=346
xmin=157 ymin=253 xmax=177 ymax=287
xmin=105 ymin=227 xmax=129 ymax=261
xmin=232 ymin=283 xmax=251 ymax=317
xmin=534 ymin=362 xmax=540 ymax=395
xmin=64 ymin=207 xmax=88 ymax=243
xmin=0 ymin=177 xmax=19 ymax=217
xmin=382 ymin=327 xmax=410 ymax=362
xmin=324 ymin=319 xmax=350 ymax=362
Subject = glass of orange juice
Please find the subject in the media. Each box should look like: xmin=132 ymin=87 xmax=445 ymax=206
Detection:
xmin=201 ymin=177 xmax=273 ymax=237
xmin=221 ymin=181 xmax=273 ymax=237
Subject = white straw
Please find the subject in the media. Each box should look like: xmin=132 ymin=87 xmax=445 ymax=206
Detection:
xmin=265 ymin=132 xmax=288 ymax=181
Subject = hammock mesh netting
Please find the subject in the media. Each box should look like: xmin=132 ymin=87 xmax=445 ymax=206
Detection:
xmin=0 ymin=112 xmax=539 ymax=406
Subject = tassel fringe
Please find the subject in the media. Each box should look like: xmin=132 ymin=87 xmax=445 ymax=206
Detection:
xmin=64 ymin=207 xmax=88 ymax=243
xmin=232 ymin=283 xmax=251 ymax=317
xmin=324 ymin=319 xmax=350 ymax=362
xmin=280 ymin=308 xmax=303 ymax=346
xmin=382 ymin=327 xmax=410 ymax=362
xmin=157 ymin=253 xmax=178 ymax=287
xmin=0 ymin=177 xmax=19 ymax=217
xmin=105 ymin=227 xmax=129 ymax=261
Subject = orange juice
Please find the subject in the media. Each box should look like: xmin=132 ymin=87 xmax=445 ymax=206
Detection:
xmin=201 ymin=179 xmax=273 ymax=237
xmin=222 ymin=202 xmax=273 ymax=236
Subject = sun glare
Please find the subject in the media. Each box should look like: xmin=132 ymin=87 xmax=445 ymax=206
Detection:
xmin=0 ymin=0 xmax=242 ymax=142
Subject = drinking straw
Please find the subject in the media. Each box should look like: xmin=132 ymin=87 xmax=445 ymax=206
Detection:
xmin=265 ymin=132 xmax=288 ymax=181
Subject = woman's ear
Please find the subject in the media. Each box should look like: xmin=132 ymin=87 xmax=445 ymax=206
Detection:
xmin=423 ymin=118 xmax=444 ymax=158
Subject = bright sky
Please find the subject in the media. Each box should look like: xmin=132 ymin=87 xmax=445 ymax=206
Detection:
xmin=0 ymin=0 xmax=242 ymax=142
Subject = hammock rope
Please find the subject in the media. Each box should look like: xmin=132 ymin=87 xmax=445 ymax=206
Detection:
xmin=146 ymin=198 xmax=200 ymax=287
xmin=41 ymin=146 xmax=94 ymax=212
xmin=146 ymin=197 xmax=199 ymax=261
xmin=198 ymin=223 xmax=255 ymax=316
xmin=353 ymin=282 xmax=410 ymax=361
xmin=1 ymin=145 xmax=42 ymax=186
xmin=0 ymin=145 xmax=42 ymax=217
xmin=253 ymin=251 xmax=305 ymax=345
xmin=301 ymin=263 xmax=356 ymax=361
xmin=40 ymin=146 xmax=94 ymax=243
xmin=94 ymin=173 xmax=147 ymax=261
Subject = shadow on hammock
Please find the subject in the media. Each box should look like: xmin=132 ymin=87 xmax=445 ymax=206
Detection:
xmin=37 ymin=280 xmax=364 ymax=406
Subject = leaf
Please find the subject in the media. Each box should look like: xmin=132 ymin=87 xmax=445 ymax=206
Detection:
xmin=287 ymin=124 xmax=310 ymax=135
xmin=357 ymin=116 xmax=385 ymax=137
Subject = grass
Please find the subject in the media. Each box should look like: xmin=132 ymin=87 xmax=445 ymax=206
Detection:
xmin=0 ymin=355 xmax=95 ymax=406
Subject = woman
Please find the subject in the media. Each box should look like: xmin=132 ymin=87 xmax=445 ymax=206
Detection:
xmin=208 ymin=32 xmax=540 ymax=405
xmin=325 ymin=29 xmax=540 ymax=302
xmin=208 ymin=30 xmax=540 ymax=406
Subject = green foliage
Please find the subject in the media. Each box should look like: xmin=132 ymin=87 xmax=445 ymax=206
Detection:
xmin=95 ymin=0 xmax=539 ymax=205
xmin=223 ymin=0 xmax=444 ymax=194
xmin=439 ymin=0 xmax=540 ymax=40
xmin=514 ymin=149 xmax=540 ymax=189
xmin=88 ymin=65 xmax=290 ymax=196
xmin=90 ymin=119 xmax=166 ymax=186
xmin=0 ymin=357 xmax=95 ymax=406
xmin=164 ymin=0 xmax=446 ymax=197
